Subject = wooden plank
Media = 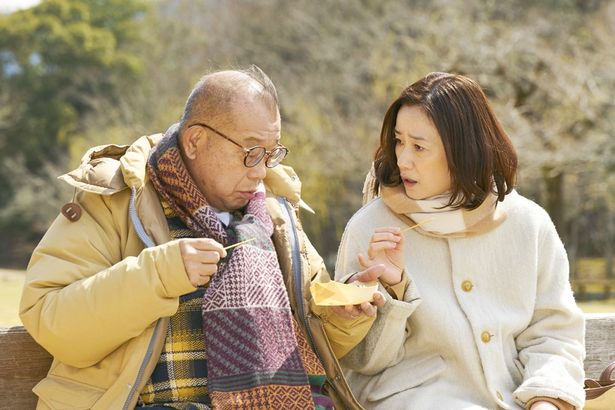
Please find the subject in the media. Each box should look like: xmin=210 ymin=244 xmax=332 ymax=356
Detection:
xmin=584 ymin=313 xmax=615 ymax=378
xmin=0 ymin=326 xmax=52 ymax=408
xmin=1 ymin=315 xmax=614 ymax=408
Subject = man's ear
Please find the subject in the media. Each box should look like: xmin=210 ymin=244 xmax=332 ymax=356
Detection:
xmin=180 ymin=126 xmax=203 ymax=160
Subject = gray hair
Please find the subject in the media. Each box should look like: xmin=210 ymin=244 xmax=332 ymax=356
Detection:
xmin=179 ymin=65 xmax=279 ymax=134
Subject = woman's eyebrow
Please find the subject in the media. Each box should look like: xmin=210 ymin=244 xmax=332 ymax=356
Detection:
xmin=394 ymin=129 xmax=428 ymax=141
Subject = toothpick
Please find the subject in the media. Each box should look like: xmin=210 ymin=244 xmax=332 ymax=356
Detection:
xmin=223 ymin=237 xmax=256 ymax=250
xmin=401 ymin=219 xmax=434 ymax=233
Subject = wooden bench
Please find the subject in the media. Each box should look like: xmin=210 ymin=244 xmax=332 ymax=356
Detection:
xmin=1 ymin=314 xmax=614 ymax=409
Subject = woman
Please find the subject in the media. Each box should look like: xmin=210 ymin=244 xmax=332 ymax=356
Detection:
xmin=325 ymin=73 xmax=585 ymax=409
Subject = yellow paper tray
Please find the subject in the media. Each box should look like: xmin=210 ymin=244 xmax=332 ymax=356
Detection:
xmin=310 ymin=280 xmax=379 ymax=306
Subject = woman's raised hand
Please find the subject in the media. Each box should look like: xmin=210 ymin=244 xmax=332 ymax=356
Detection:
xmin=357 ymin=227 xmax=404 ymax=286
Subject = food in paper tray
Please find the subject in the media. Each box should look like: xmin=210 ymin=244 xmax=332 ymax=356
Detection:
xmin=310 ymin=280 xmax=379 ymax=306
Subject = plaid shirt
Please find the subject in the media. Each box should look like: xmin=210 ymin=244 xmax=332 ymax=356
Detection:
xmin=138 ymin=202 xmax=211 ymax=408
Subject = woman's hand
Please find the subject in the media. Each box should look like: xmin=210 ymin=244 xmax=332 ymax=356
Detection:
xmin=330 ymin=293 xmax=386 ymax=319
xmin=358 ymin=227 xmax=404 ymax=285
xmin=330 ymin=264 xmax=386 ymax=319
xmin=529 ymin=401 xmax=559 ymax=410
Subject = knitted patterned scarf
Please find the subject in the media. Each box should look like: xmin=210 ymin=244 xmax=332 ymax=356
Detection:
xmin=147 ymin=125 xmax=333 ymax=410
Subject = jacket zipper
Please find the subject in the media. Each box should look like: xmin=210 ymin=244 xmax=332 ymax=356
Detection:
xmin=124 ymin=196 xmax=339 ymax=408
xmin=278 ymin=198 xmax=342 ymax=399
xmin=129 ymin=186 xmax=155 ymax=248
xmin=123 ymin=319 xmax=164 ymax=409
xmin=124 ymin=187 xmax=161 ymax=409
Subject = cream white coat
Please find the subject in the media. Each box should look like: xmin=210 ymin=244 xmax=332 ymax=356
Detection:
xmin=335 ymin=191 xmax=585 ymax=409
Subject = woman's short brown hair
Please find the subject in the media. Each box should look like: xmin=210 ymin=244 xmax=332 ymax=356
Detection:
xmin=373 ymin=72 xmax=517 ymax=209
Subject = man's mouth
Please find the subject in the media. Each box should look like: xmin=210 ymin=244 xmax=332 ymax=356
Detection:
xmin=238 ymin=191 xmax=257 ymax=200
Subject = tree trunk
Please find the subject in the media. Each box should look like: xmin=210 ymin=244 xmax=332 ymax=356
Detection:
xmin=606 ymin=204 xmax=614 ymax=279
xmin=542 ymin=167 xmax=566 ymax=238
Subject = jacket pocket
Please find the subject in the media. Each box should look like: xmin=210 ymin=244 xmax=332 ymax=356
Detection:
xmin=33 ymin=375 xmax=106 ymax=410
xmin=306 ymin=313 xmax=364 ymax=410
xmin=366 ymin=354 xmax=446 ymax=402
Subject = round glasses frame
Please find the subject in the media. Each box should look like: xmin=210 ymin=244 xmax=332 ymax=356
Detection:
xmin=192 ymin=122 xmax=288 ymax=168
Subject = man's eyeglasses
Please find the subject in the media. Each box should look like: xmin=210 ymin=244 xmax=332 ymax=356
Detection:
xmin=192 ymin=122 xmax=288 ymax=168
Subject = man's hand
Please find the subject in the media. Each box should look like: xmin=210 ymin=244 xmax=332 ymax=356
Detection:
xmin=179 ymin=238 xmax=227 ymax=287
xmin=358 ymin=227 xmax=404 ymax=285
xmin=330 ymin=264 xmax=387 ymax=319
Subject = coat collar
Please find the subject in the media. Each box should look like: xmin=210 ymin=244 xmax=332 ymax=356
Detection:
xmin=58 ymin=134 xmax=313 ymax=212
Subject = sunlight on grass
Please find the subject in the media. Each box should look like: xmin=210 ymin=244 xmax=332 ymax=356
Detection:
xmin=0 ymin=270 xmax=24 ymax=326
xmin=576 ymin=299 xmax=615 ymax=313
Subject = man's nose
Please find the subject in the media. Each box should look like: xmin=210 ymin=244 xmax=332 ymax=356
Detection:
xmin=247 ymin=161 xmax=267 ymax=180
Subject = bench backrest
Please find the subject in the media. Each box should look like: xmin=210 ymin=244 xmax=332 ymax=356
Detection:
xmin=1 ymin=314 xmax=614 ymax=409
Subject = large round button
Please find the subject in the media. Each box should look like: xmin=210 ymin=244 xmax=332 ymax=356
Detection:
xmin=481 ymin=331 xmax=492 ymax=343
xmin=461 ymin=280 xmax=473 ymax=292
xmin=61 ymin=202 xmax=82 ymax=222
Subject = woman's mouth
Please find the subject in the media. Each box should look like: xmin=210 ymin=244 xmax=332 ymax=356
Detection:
xmin=403 ymin=177 xmax=417 ymax=187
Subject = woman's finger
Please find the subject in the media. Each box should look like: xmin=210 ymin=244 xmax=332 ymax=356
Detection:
xmin=368 ymin=241 xmax=398 ymax=258
xmin=357 ymin=253 xmax=369 ymax=269
xmin=372 ymin=292 xmax=386 ymax=308
xmin=332 ymin=305 xmax=360 ymax=320
xmin=349 ymin=264 xmax=385 ymax=283
xmin=373 ymin=227 xmax=402 ymax=234
xmin=360 ymin=301 xmax=377 ymax=317
xmin=371 ymin=232 xmax=401 ymax=244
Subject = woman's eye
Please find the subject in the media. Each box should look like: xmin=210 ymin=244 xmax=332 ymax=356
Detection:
xmin=394 ymin=138 xmax=402 ymax=145
xmin=414 ymin=144 xmax=425 ymax=151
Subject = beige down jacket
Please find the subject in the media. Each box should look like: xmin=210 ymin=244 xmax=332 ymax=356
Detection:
xmin=20 ymin=134 xmax=362 ymax=410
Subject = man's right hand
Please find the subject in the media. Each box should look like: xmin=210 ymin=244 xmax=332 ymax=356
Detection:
xmin=179 ymin=238 xmax=227 ymax=287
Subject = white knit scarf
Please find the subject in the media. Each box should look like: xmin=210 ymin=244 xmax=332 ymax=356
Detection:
xmin=380 ymin=184 xmax=506 ymax=238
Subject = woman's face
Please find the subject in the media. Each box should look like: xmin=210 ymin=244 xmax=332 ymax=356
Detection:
xmin=394 ymin=105 xmax=452 ymax=200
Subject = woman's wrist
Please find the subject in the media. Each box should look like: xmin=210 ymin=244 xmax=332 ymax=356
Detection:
xmin=379 ymin=269 xmax=407 ymax=288
xmin=380 ymin=266 xmax=404 ymax=286
xmin=381 ymin=254 xmax=404 ymax=285
xmin=526 ymin=397 xmax=573 ymax=410
xmin=380 ymin=276 xmax=402 ymax=286
xmin=380 ymin=272 xmax=409 ymax=300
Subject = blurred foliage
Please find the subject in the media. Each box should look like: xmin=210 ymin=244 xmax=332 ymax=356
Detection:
xmin=0 ymin=0 xmax=147 ymax=265
xmin=0 ymin=0 xmax=613 ymax=275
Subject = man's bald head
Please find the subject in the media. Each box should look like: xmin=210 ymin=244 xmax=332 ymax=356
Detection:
xmin=179 ymin=65 xmax=279 ymax=135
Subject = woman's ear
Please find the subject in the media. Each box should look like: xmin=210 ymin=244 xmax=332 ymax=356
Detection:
xmin=180 ymin=126 xmax=203 ymax=160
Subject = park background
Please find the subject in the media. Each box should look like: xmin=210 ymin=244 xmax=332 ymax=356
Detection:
xmin=0 ymin=0 xmax=614 ymax=325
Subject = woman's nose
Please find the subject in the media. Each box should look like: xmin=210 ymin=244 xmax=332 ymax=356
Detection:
xmin=397 ymin=147 xmax=414 ymax=170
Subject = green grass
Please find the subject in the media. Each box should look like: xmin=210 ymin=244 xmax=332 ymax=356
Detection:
xmin=576 ymin=300 xmax=615 ymax=313
xmin=1 ymin=267 xmax=615 ymax=326
xmin=0 ymin=269 xmax=24 ymax=326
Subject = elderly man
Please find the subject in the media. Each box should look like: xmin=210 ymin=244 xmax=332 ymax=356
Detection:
xmin=20 ymin=66 xmax=377 ymax=409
